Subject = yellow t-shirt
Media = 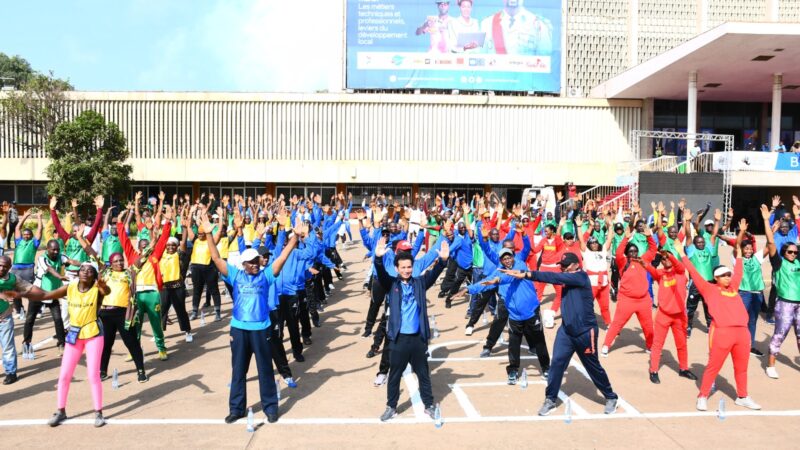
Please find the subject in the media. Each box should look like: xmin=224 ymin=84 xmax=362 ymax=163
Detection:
xmin=67 ymin=281 xmax=101 ymax=339
xmin=217 ymin=236 xmax=229 ymax=259
xmin=160 ymin=252 xmax=181 ymax=283
xmin=102 ymin=271 xmax=131 ymax=308
xmin=191 ymin=239 xmax=212 ymax=265
xmin=243 ymin=224 xmax=256 ymax=244
xmin=228 ymin=229 xmax=240 ymax=253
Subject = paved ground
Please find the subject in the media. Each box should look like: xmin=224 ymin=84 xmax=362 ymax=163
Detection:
xmin=1 ymin=236 xmax=798 ymax=449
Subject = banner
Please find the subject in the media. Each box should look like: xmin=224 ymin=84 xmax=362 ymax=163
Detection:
xmin=775 ymin=153 xmax=800 ymax=171
xmin=712 ymin=151 xmax=800 ymax=171
xmin=345 ymin=0 xmax=562 ymax=92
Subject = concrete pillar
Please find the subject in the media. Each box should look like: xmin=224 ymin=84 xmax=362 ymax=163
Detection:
xmin=687 ymin=71 xmax=698 ymax=172
xmin=642 ymin=97 xmax=655 ymax=157
xmin=770 ymin=73 xmax=783 ymax=151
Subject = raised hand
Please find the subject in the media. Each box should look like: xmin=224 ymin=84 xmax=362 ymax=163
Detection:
xmin=94 ymin=195 xmax=105 ymax=209
xmin=739 ymin=218 xmax=748 ymax=232
xmin=49 ymin=196 xmax=58 ymax=210
xmin=437 ymin=239 xmax=450 ymax=261
xmin=135 ymin=191 xmax=143 ymax=202
xmin=772 ymin=195 xmax=781 ymax=208
xmin=374 ymin=236 xmax=388 ymax=258
xmin=760 ymin=204 xmax=770 ymax=221
xmin=71 ymin=198 xmax=78 ymax=208
xmin=158 ymin=191 xmax=166 ymax=202
xmin=713 ymin=208 xmax=722 ymax=221
xmin=683 ymin=208 xmax=693 ymax=221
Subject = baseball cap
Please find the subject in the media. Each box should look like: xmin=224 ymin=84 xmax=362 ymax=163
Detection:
xmin=256 ymin=246 xmax=270 ymax=257
xmin=704 ymin=219 xmax=714 ymax=226
xmin=240 ymin=248 xmax=260 ymax=263
xmin=396 ymin=240 xmax=412 ymax=252
xmin=560 ymin=252 xmax=580 ymax=267
xmin=498 ymin=248 xmax=514 ymax=260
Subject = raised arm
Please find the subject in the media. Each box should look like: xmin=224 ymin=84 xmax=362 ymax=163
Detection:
xmin=49 ymin=197 xmax=70 ymax=241
xmin=15 ymin=211 xmax=30 ymax=240
xmin=760 ymin=204 xmax=777 ymax=257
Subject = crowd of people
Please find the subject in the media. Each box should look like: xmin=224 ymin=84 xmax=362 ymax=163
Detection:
xmin=0 ymin=188 xmax=798 ymax=426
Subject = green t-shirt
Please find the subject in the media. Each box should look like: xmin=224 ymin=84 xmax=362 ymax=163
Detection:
xmin=102 ymin=234 xmax=123 ymax=262
xmin=65 ymin=237 xmax=89 ymax=271
xmin=427 ymin=217 xmax=440 ymax=237
xmin=739 ymin=256 xmax=765 ymax=292
xmin=39 ymin=254 xmax=65 ymax=291
xmin=700 ymin=229 xmax=721 ymax=266
xmin=630 ymin=233 xmax=649 ymax=257
xmin=590 ymin=228 xmax=607 ymax=245
xmin=13 ymin=238 xmax=37 ymax=265
xmin=688 ymin=244 xmax=717 ymax=281
xmin=773 ymin=256 xmax=800 ymax=302
xmin=0 ymin=273 xmax=17 ymax=315
xmin=610 ymin=233 xmax=625 ymax=256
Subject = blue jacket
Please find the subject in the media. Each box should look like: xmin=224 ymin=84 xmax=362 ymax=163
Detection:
xmin=449 ymin=231 xmax=474 ymax=270
xmin=375 ymin=252 xmax=447 ymax=342
xmin=275 ymin=232 xmax=317 ymax=295
xmin=222 ymin=263 xmax=277 ymax=327
xmin=468 ymin=260 xmax=539 ymax=321
xmin=530 ymin=270 xmax=597 ymax=336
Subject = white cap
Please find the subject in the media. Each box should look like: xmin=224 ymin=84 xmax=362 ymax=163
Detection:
xmin=704 ymin=219 xmax=714 ymax=226
xmin=713 ymin=266 xmax=732 ymax=277
xmin=80 ymin=261 xmax=99 ymax=272
xmin=240 ymin=248 xmax=260 ymax=262
xmin=167 ymin=237 xmax=179 ymax=245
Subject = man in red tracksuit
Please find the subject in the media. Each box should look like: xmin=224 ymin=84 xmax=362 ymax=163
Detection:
xmin=677 ymin=240 xmax=761 ymax=411
xmin=533 ymin=224 xmax=563 ymax=326
xmin=646 ymin=250 xmax=697 ymax=383
xmin=601 ymin=228 xmax=657 ymax=356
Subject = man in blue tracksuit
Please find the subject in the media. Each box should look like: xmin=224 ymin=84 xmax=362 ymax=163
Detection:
xmin=362 ymin=221 xmax=407 ymax=338
xmin=469 ymin=247 xmax=549 ymax=384
xmin=274 ymin=228 xmax=318 ymax=361
xmin=502 ymin=252 xmax=619 ymax=415
xmin=441 ymin=221 xmax=474 ymax=309
xmin=372 ymin=236 xmax=449 ymax=422
xmin=203 ymin=217 xmax=298 ymax=425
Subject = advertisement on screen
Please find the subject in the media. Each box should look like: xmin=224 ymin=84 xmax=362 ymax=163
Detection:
xmin=345 ymin=0 xmax=562 ymax=92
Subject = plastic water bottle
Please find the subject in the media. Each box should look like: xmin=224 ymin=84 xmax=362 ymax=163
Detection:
xmin=519 ymin=368 xmax=528 ymax=389
xmin=275 ymin=379 xmax=281 ymax=401
xmin=29 ymin=345 xmax=35 ymax=360
xmin=246 ymin=407 xmax=255 ymax=432
xmin=564 ymin=398 xmax=573 ymax=424
xmin=22 ymin=343 xmax=29 ymax=360
xmin=718 ymin=398 xmax=726 ymax=421
xmin=434 ymin=403 xmax=443 ymax=428
xmin=430 ymin=315 xmax=440 ymax=339
xmin=200 ymin=310 xmax=206 ymax=326
xmin=112 ymin=368 xmax=119 ymax=390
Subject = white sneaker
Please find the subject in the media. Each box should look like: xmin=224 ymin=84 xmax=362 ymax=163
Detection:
xmin=734 ymin=396 xmax=761 ymax=410
xmin=328 ymin=284 xmax=335 ymax=291
xmin=765 ymin=366 xmax=779 ymax=379
xmin=600 ymin=346 xmax=609 ymax=358
xmin=373 ymin=373 xmax=387 ymax=387
xmin=185 ymin=332 xmax=193 ymax=343
xmin=696 ymin=396 xmax=708 ymax=411
xmin=465 ymin=326 xmax=473 ymax=336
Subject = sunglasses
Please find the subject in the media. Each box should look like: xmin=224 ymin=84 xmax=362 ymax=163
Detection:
xmin=786 ymin=250 xmax=798 ymax=255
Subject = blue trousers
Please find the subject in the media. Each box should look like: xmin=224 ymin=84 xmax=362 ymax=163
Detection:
xmin=229 ymin=327 xmax=278 ymax=416
xmin=739 ymin=291 xmax=763 ymax=347
xmin=545 ymin=326 xmax=617 ymax=402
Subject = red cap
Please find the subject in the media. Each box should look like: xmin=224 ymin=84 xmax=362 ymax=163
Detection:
xmin=396 ymin=240 xmax=413 ymax=252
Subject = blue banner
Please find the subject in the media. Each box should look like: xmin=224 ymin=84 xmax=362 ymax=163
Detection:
xmin=775 ymin=153 xmax=800 ymax=171
xmin=346 ymin=0 xmax=562 ymax=92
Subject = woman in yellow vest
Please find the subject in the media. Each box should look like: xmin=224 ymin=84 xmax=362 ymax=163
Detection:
xmin=187 ymin=205 xmax=222 ymax=321
xmin=160 ymin=213 xmax=192 ymax=342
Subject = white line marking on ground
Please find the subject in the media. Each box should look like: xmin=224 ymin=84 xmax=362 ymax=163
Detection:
xmin=453 ymin=381 xmax=546 ymax=388
xmin=32 ymin=337 xmax=53 ymax=350
xmin=402 ymin=364 xmax=427 ymax=419
xmin=427 ymin=340 xmax=537 ymax=362
xmin=449 ymin=385 xmax=481 ymax=418
xmin=567 ymin=358 xmax=640 ymax=415
xmin=558 ymin=391 xmax=589 ymax=416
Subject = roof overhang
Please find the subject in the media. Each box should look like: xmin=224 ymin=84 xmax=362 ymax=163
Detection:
xmin=591 ymin=22 xmax=800 ymax=102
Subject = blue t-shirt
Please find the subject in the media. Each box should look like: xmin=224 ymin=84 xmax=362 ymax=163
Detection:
xmin=222 ymin=263 xmax=276 ymax=331
xmin=400 ymin=281 xmax=420 ymax=334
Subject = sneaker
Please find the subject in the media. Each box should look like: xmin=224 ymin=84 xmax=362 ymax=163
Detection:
xmin=125 ymin=353 xmax=133 ymax=362
xmin=224 ymin=413 xmax=244 ymax=424
xmin=600 ymin=346 xmax=609 ymax=358
xmin=686 ymin=327 xmax=692 ymax=338
xmin=284 ymin=377 xmax=298 ymax=388
xmin=679 ymin=369 xmax=697 ymax=381
xmin=215 ymin=312 xmax=222 ymax=322
xmin=94 ymin=412 xmax=106 ymax=428
xmin=465 ymin=326 xmax=473 ymax=336
xmin=766 ymin=366 xmax=779 ymax=379
xmin=303 ymin=337 xmax=312 ymax=346
xmin=766 ymin=316 xmax=776 ymax=325
xmin=645 ymin=348 xmax=651 ymax=354
xmin=361 ymin=329 xmax=372 ymax=339
xmin=186 ymin=332 xmax=193 ymax=343
xmin=266 ymin=411 xmax=279 ymax=423
xmin=373 ymin=373 xmax=387 ymax=387
xmin=604 ymin=398 xmax=618 ymax=414
xmin=380 ymin=406 xmax=398 ymax=422
xmin=100 ymin=371 xmax=108 ymax=381
xmin=445 ymin=299 xmax=452 ymax=309
xmin=57 ymin=345 xmax=64 ymax=356
xmin=750 ymin=347 xmax=764 ymax=357
xmin=327 ymin=284 xmax=335 ymax=291
xmin=479 ymin=348 xmax=491 ymax=358
xmin=366 ymin=347 xmax=379 ymax=358
xmin=189 ymin=311 xmax=197 ymax=320
xmin=37 ymin=311 xmax=43 ymax=319
xmin=696 ymin=396 xmax=708 ymax=411
xmin=362 ymin=283 xmax=369 ymax=291
xmin=734 ymin=396 xmax=761 ymax=410
xmin=293 ymin=352 xmax=305 ymax=362
xmin=158 ymin=350 xmax=169 ymax=361
xmin=507 ymin=371 xmax=518 ymax=385
xmin=3 ymin=373 xmax=18 ymax=385
xmin=137 ymin=370 xmax=149 ymax=383
xmin=538 ymin=398 xmax=557 ymax=416
xmin=541 ymin=369 xmax=549 ymax=380
xmin=424 ymin=405 xmax=436 ymax=420
xmin=649 ymin=372 xmax=660 ymax=384
xmin=48 ymin=410 xmax=67 ymax=427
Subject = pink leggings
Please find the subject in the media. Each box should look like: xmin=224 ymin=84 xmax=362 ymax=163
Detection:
xmin=57 ymin=334 xmax=104 ymax=411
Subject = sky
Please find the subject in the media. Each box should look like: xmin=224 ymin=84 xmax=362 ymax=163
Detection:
xmin=0 ymin=0 xmax=344 ymax=92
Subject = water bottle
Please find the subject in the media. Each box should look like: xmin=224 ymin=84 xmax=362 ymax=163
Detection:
xmin=434 ymin=403 xmax=443 ymax=428
xmin=564 ymin=398 xmax=573 ymax=424
xmin=276 ymin=379 xmax=281 ymax=401
xmin=200 ymin=310 xmax=206 ymax=326
xmin=246 ymin=407 xmax=255 ymax=432
xmin=718 ymin=398 xmax=726 ymax=421
xmin=430 ymin=315 xmax=440 ymax=339
xmin=520 ymin=368 xmax=528 ymax=389
xmin=482 ymin=311 xmax=488 ymax=325
xmin=112 ymin=368 xmax=119 ymax=390
xmin=29 ymin=345 xmax=35 ymax=360
xmin=22 ymin=343 xmax=29 ymax=360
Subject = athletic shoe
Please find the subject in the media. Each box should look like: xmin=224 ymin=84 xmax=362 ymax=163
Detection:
xmin=538 ymin=398 xmax=557 ymax=416
xmin=57 ymin=345 xmax=64 ymax=356
xmin=366 ymin=347 xmax=379 ymax=358
xmin=649 ymin=372 xmax=660 ymax=384
xmin=600 ymin=346 xmax=609 ymax=357
xmin=679 ymin=369 xmax=697 ymax=381
xmin=125 ymin=353 xmax=133 ymax=362
xmin=373 ymin=373 xmax=387 ymax=387
xmin=224 ymin=413 xmax=244 ymax=424
xmin=437 ymin=291 xmax=447 ymax=298
xmin=380 ymin=406 xmax=397 ymax=422
xmin=158 ymin=350 xmax=169 ymax=361
xmin=645 ymin=348 xmax=651 ymax=354
xmin=766 ymin=366 xmax=779 ymax=379
xmin=3 ymin=373 xmax=17 ymax=385
xmin=750 ymin=347 xmax=764 ymax=357
xmin=507 ymin=371 xmax=518 ymax=385
xmin=541 ymin=369 xmax=549 ymax=380
xmin=185 ymin=332 xmax=193 ymax=343
xmin=215 ymin=312 xmax=222 ymax=322
xmin=696 ymin=396 xmax=708 ymax=411
xmin=94 ymin=412 xmax=105 ymax=428
xmin=362 ymin=283 xmax=369 ymax=290
xmin=479 ymin=348 xmax=491 ymax=358
xmin=48 ymin=410 xmax=67 ymax=427
xmin=604 ymin=398 xmax=618 ymax=414
xmin=464 ymin=326 xmax=473 ymax=336
xmin=328 ymin=284 xmax=335 ymax=291
xmin=189 ymin=311 xmax=198 ymax=320
xmin=445 ymin=299 xmax=452 ymax=309
xmin=686 ymin=327 xmax=692 ymax=338
xmin=100 ymin=372 xmax=108 ymax=381
xmin=137 ymin=370 xmax=149 ymax=383
xmin=734 ymin=396 xmax=761 ymax=410
xmin=266 ymin=411 xmax=279 ymax=423
xmin=361 ymin=330 xmax=372 ymax=339
xmin=37 ymin=311 xmax=43 ymax=319
xmin=543 ymin=309 xmax=556 ymax=328
xmin=284 ymin=377 xmax=298 ymax=388
xmin=293 ymin=352 xmax=305 ymax=362
xmin=424 ymin=405 xmax=436 ymax=420
xmin=303 ymin=337 xmax=313 ymax=346
xmin=766 ymin=316 xmax=775 ymax=325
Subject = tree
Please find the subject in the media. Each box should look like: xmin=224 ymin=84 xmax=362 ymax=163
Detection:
xmin=0 ymin=53 xmax=35 ymax=87
xmin=45 ymin=110 xmax=133 ymax=214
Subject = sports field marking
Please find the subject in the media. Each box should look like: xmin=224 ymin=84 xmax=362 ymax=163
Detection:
xmin=427 ymin=340 xmax=538 ymax=362
xmin=402 ymin=364 xmax=428 ymax=420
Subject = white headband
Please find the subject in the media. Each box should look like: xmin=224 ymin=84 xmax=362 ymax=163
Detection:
xmin=713 ymin=266 xmax=732 ymax=277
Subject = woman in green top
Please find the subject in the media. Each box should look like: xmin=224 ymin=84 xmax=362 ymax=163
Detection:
xmin=732 ymin=219 xmax=767 ymax=358
xmin=761 ymin=205 xmax=800 ymax=379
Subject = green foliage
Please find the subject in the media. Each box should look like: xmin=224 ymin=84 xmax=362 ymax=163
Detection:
xmin=0 ymin=53 xmax=35 ymax=87
xmin=45 ymin=110 xmax=133 ymax=214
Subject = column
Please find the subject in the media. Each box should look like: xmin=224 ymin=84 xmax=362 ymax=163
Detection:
xmin=770 ymin=73 xmax=782 ymax=151
xmin=687 ymin=71 xmax=698 ymax=172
